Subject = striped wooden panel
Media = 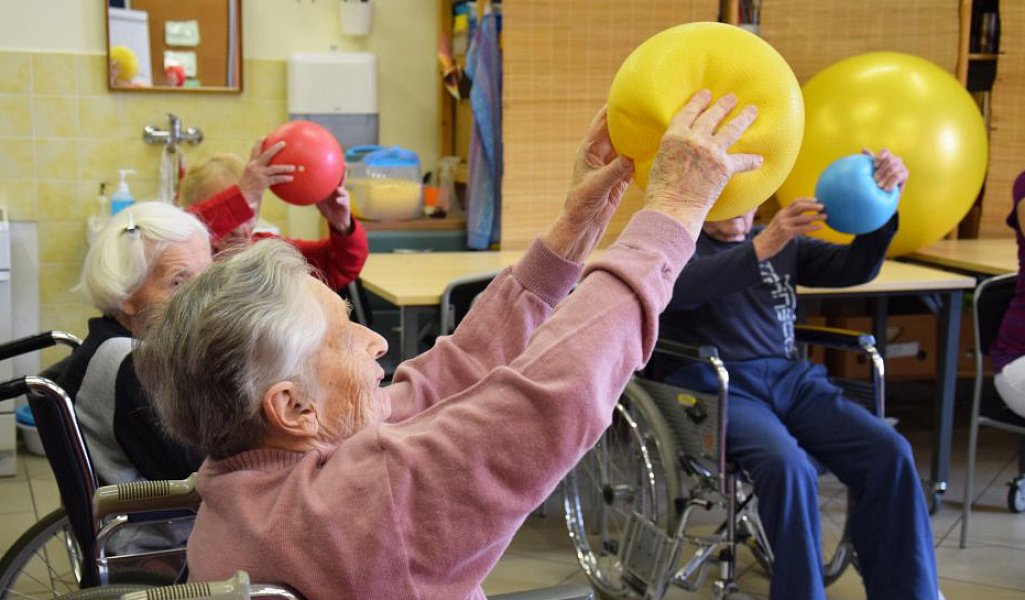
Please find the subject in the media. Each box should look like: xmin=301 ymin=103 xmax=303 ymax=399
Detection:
xmin=981 ymin=2 xmax=1024 ymax=238
xmin=501 ymin=0 xmax=719 ymax=250
xmin=760 ymin=1 xmax=960 ymax=83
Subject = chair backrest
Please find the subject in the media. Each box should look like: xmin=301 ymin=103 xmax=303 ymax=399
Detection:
xmin=439 ymin=271 xmax=499 ymax=335
xmin=0 ymin=331 xmax=108 ymax=585
xmin=975 ymin=272 xmax=1017 ymax=357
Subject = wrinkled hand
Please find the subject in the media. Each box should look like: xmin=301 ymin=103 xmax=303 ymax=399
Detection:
xmin=238 ymin=139 xmax=296 ymax=211
xmin=753 ymin=198 xmax=826 ymax=261
xmin=645 ymin=90 xmax=762 ymax=239
xmin=316 ymin=173 xmax=354 ymax=235
xmin=863 ymin=148 xmax=909 ymax=192
xmin=542 ymin=106 xmax=634 ymax=263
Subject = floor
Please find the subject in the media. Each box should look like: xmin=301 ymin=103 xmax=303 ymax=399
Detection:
xmin=2 ymin=384 xmax=1024 ymax=599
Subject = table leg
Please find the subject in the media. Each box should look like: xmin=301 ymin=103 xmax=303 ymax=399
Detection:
xmin=929 ymin=290 xmax=962 ymax=513
xmin=398 ymin=306 xmax=431 ymax=361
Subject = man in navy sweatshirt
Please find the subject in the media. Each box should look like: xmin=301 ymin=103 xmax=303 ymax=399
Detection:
xmin=655 ymin=150 xmax=940 ymax=600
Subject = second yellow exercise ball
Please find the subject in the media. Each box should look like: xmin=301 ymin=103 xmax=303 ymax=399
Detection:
xmin=607 ymin=22 xmax=804 ymax=221
xmin=776 ymin=52 xmax=989 ymax=257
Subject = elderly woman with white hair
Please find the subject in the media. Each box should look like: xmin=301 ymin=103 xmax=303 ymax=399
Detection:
xmin=62 ymin=201 xmax=211 ymax=485
xmin=135 ymin=91 xmax=761 ymax=599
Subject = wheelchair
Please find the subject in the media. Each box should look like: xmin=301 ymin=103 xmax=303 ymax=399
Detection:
xmin=0 ymin=331 xmax=192 ymax=599
xmin=563 ymin=325 xmax=885 ymax=599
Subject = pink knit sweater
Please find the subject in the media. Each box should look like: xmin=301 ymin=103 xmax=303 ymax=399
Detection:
xmin=187 ymin=210 xmax=695 ymax=599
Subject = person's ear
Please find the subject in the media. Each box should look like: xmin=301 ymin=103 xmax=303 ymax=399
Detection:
xmin=262 ymin=381 xmax=319 ymax=439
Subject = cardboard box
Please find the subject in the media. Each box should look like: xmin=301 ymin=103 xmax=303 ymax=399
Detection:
xmin=827 ymin=314 xmax=937 ymax=380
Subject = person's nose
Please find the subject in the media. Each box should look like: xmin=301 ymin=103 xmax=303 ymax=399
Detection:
xmin=361 ymin=326 xmax=388 ymax=359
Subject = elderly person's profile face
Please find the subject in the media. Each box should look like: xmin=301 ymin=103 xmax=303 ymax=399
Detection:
xmin=304 ymin=278 xmax=390 ymax=443
xmin=702 ymin=208 xmax=757 ymax=242
xmin=122 ymin=231 xmax=212 ymax=318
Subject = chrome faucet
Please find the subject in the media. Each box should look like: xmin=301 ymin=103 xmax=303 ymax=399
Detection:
xmin=143 ymin=113 xmax=202 ymax=202
xmin=143 ymin=113 xmax=203 ymax=148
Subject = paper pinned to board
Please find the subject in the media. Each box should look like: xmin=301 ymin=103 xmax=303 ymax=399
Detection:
xmin=165 ymin=20 xmax=200 ymax=46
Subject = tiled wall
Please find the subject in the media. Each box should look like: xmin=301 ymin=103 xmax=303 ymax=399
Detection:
xmin=0 ymin=49 xmax=290 ymax=354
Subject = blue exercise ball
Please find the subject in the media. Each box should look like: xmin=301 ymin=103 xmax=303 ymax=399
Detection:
xmin=814 ymin=154 xmax=900 ymax=235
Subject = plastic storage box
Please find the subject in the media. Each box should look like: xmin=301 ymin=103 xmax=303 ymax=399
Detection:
xmin=347 ymin=146 xmax=423 ymax=221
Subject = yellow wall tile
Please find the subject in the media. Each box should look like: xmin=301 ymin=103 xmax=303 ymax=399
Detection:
xmin=78 ymin=96 xmax=124 ymax=139
xmin=245 ymin=59 xmax=286 ymax=100
xmin=0 ymin=139 xmax=35 ymax=180
xmin=32 ymin=96 xmax=79 ymax=138
xmin=0 ymin=96 xmax=33 ymax=137
xmin=0 ymin=52 xmax=31 ymax=94
xmin=39 ymin=261 xmax=87 ymax=305
xmin=38 ymin=181 xmax=92 ymax=220
xmin=38 ymin=220 xmax=87 ymax=264
xmin=31 ymin=53 xmax=77 ymax=96
xmin=246 ymin=99 xmax=289 ymax=136
xmin=79 ymin=138 xmax=159 ymax=182
xmin=75 ymin=54 xmax=109 ymax=97
xmin=35 ymin=139 xmax=80 ymax=181
xmin=0 ymin=181 xmax=38 ymax=220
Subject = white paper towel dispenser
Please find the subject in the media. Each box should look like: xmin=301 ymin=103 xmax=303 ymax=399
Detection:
xmin=287 ymin=52 xmax=378 ymax=149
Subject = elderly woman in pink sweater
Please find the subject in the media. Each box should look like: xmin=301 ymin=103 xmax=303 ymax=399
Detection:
xmin=133 ymin=90 xmax=761 ymax=600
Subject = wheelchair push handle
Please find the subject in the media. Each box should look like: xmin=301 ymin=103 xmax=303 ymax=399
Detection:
xmin=93 ymin=473 xmax=201 ymax=520
xmin=120 ymin=570 xmax=254 ymax=600
xmin=0 ymin=376 xmax=28 ymax=402
xmin=0 ymin=330 xmax=82 ymax=362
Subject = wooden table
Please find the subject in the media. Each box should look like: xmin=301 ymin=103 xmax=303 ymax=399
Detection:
xmin=361 ymin=252 xmax=975 ymax=512
xmin=906 ymin=238 xmax=1016 ymax=278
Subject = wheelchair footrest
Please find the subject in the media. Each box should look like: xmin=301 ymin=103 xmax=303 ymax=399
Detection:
xmin=619 ymin=511 xmax=681 ymax=597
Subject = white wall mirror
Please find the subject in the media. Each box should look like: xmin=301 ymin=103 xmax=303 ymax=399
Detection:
xmin=106 ymin=0 xmax=242 ymax=93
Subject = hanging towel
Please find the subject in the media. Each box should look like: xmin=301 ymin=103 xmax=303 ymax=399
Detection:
xmin=465 ymin=12 xmax=502 ymax=250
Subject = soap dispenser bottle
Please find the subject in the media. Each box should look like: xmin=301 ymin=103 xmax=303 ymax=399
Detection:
xmin=110 ymin=169 xmax=137 ymax=215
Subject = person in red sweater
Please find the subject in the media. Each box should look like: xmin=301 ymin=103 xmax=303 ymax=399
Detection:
xmin=178 ymin=140 xmax=369 ymax=291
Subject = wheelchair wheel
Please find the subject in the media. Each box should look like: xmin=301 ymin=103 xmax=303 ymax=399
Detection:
xmin=817 ymin=471 xmax=856 ymax=586
xmin=564 ymin=382 xmax=681 ymax=599
xmin=0 ymin=508 xmax=83 ymax=599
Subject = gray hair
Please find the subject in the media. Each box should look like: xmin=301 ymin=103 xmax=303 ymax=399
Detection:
xmin=78 ymin=201 xmax=210 ymax=315
xmin=135 ymin=240 xmax=327 ymax=459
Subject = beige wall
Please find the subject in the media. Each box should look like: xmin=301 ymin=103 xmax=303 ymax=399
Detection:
xmin=0 ymin=1 xmax=438 ymax=346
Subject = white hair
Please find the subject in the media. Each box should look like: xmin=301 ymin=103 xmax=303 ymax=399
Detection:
xmin=135 ymin=240 xmax=327 ymax=459
xmin=78 ymin=202 xmax=210 ymax=315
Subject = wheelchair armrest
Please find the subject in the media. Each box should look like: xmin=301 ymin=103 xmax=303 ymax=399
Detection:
xmin=93 ymin=473 xmax=201 ymax=520
xmin=795 ymin=325 xmax=875 ymax=353
xmin=654 ymin=338 xmax=719 ymax=363
xmin=0 ymin=330 xmax=82 ymax=361
xmin=488 ymin=585 xmax=594 ymax=600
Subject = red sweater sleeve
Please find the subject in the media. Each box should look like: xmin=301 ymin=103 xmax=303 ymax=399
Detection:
xmin=254 ymin=219 xmax=369 ymax=291
xmin=186 ymin=185 xmax=254 ymax=242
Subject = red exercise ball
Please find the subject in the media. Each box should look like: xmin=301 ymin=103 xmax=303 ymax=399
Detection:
xmin=263 ymin=120 xmax=345 ymax=206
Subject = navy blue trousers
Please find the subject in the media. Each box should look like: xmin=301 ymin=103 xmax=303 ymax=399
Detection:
xmin=666 ymin=358 xmax=937 ymax=600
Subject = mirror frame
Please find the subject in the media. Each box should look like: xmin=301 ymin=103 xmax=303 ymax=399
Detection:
xmin=105 ymin=0 xmax=243 ymax=94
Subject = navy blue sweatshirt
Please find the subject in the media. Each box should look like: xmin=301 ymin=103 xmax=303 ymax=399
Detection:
xmin=659 ymin=216 xmax=898 ymax=361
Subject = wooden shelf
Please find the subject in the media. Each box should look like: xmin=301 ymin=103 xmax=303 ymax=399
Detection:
xmin=969 ymin=52 xmax=1000 ymax=59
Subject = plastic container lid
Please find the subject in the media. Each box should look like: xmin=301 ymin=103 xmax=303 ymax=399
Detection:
xmin=363 ymin=146 xmax=420 ymax=169
xmin=15 ymin=404 xmax=35 ymax=427
xmin=345 ymin=145 xmax=385 ymax=164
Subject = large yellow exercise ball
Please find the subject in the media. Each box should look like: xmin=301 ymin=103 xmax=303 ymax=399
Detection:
xmin=608 ymin=22 xmax=804 ymax=221
xmin=109 ymin=45 xmax=139 ymax=83
xmin=776 ymin=52 xmax=988 ymax=257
